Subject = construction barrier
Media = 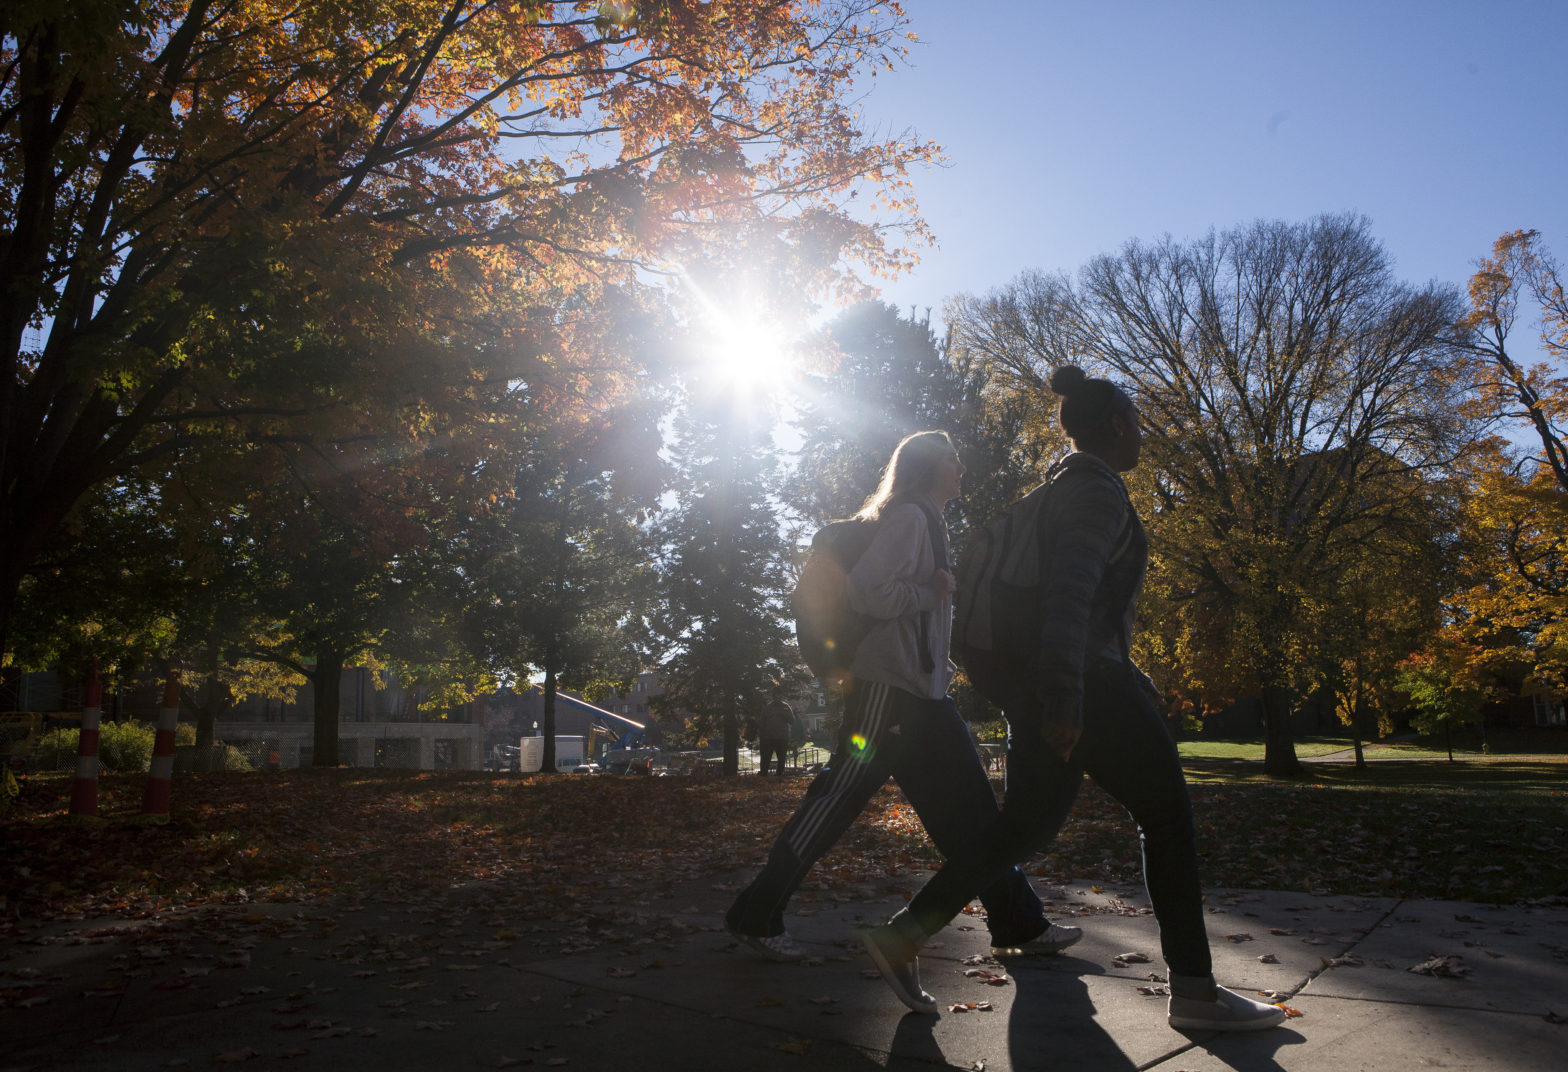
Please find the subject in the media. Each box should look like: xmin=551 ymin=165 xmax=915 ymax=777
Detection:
xmin=140 ymin=671 xmax=180 ymax=817
xmin=69 ymin=660 xmax=102 ymax=818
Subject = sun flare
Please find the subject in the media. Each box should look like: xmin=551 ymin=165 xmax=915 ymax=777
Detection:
xmin=682 ymin=271 xmax=800 ymax=395
xmin=705 ymin=313 xmax=795 ymax=392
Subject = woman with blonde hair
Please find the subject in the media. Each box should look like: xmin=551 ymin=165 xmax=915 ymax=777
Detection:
xmin=725 ymin=431 xmax=1081 ymax=964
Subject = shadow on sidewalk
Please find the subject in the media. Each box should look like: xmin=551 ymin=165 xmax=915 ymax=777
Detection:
xmin=1002 ymin=964 xmax=1306 ymax=1071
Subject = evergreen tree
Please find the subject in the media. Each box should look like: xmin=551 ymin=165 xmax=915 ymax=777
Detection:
xmin=472 ymin=408 xmax=662 ymax=773
xmin=647 ymin=390 xmax=800 ymax=774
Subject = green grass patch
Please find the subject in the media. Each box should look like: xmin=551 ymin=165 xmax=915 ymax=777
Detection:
xmin=1377 ymin=727 xmax=1568 ymax=758
xmin=1176 ymin=735 xmax=1351 ymax=761
xmin=1158 ymin=757 xmax=1568 ymax=904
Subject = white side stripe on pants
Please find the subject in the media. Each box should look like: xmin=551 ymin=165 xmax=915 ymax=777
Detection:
xmin=784 ymin=681 xmax=893 ymax=857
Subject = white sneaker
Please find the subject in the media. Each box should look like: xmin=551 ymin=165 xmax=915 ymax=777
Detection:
xmin=990 ymin=923 xmax=1084 ymax=957
xmin=725 ymin=924 xmax=806 ymax=962
xmin=861 ymin=926 xmax=938 ymax=1015
xmin=1168 ymin=985 xmax=1288 ymax=1031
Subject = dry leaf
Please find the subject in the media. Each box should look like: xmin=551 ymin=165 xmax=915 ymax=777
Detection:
xmin=213 ymin=1048 xmax=262 ymax=1064
xmin=1408 ymin=955 xmax=1470 ymax=978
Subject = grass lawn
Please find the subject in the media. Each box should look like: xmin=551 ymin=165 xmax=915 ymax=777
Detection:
xmin=1376 ymin=727 xmax=1568 ymax=758
xmin=1176 ymin=727 xmax=1568 ymax=762
xmin=1176 ymin=735 xmax=1352 ymax=761
xmin=3 ymin=756 xmax=1565 ymax=930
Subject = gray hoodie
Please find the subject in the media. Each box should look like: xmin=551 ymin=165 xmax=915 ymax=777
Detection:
xmin=845 ymin=495 xmax=953 ymax=700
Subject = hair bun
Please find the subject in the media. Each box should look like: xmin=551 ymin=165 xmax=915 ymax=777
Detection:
xmin=1048 ymin=365 xmax=1088 ymax=397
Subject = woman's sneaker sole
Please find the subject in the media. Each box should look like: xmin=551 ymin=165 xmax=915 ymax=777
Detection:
xmin=724 ymin=924 xmax=806 ymax=962
xmin=861 ymin=928 xmax=938 ymax=1015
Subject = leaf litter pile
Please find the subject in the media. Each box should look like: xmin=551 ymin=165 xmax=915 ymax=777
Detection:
xmin=3 ymin=764 xmax=1566 ymax=928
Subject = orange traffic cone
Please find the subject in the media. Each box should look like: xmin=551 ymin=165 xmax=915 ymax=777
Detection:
xmin=69 ymin=658 xmax=103 ymax=818
xmin=140 ymin=671 xmax=180 ymax=817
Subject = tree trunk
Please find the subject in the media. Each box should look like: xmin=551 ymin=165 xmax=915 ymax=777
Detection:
xmin=542 ymin=665 xmax=558 ymax=773
xmin=195 ymin=638 xmax=229 ymax=755
xmin=0 ymin=559 xmax=15 ymax=673
xmin=1261 ymin=684 xmax=1303 ymax=777
xmin=722 ymin=695 xmax=739 ymax=776
xmin=312 ymin=646 xmax=344 ymax=766
xmin=1445 ymin=722 xmax=1453 ymax=762
xmin=1351 ymin=696 xmax=1367 ymax=770
xmin=195 ymin=666 xmax=233 ymax=771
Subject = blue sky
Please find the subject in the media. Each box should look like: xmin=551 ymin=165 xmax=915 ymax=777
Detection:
xmin=853 ymin=0 xmax=1568 ymax=322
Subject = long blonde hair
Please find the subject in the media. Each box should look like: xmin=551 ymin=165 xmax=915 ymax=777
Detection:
xmin=852 ymin=431 xmax=955 ymax=522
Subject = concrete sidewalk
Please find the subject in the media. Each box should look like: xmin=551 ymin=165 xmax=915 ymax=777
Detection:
xmin=3 ymin=871 xmax=1565 ymax=1071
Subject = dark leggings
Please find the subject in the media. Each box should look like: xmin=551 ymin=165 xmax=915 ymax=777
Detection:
xmin=899 ymin=662 xmax=1212 ymax=978
xmin=727 ymin=679 xmax=1045 ymax=944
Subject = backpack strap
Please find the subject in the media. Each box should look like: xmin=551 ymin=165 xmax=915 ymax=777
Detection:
xmin=913 ymin=502 xmax=948 ymax=674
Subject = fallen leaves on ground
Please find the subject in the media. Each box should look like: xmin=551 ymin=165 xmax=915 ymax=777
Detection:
xmin=1408 ymin=955 xmax=1471 ymax=978
xmin=962 ymin=969 xmax=1011 ymax=987
xmin=3 ymin=762 xmax=1566 ymax=929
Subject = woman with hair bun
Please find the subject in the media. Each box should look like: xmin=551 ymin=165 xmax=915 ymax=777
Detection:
xmin=861 ymin=369 xmax=1287 ymax=1033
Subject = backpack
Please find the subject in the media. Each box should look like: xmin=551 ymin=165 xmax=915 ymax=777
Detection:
xmin=793 ymin=504 xmax=945 ymax=688
xmin=952 ymin=454 xmax=1133 ymax=708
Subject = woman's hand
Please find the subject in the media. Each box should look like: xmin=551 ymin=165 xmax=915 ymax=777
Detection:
xmin=930 ymin=568 xmax=956 ymax=598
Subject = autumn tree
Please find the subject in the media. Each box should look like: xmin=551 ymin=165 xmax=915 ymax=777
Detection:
xmin=0 ymin=0 xmax=937 ymax=660
xmin=1318 ymin=483 xmax=1458 ymax=767
xmin=1396 ymin=636 xmax=1491 ymax=761
xmin=949 ymin=215 xmax=1478 ymax=776
xmin=1460 ymin=230 xmax=1568 ymax=491
xmin=1440 ymin=457 xmax=1568 ymax=711
xmin=1443 ymin=232 xmax=1568 ymax=711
